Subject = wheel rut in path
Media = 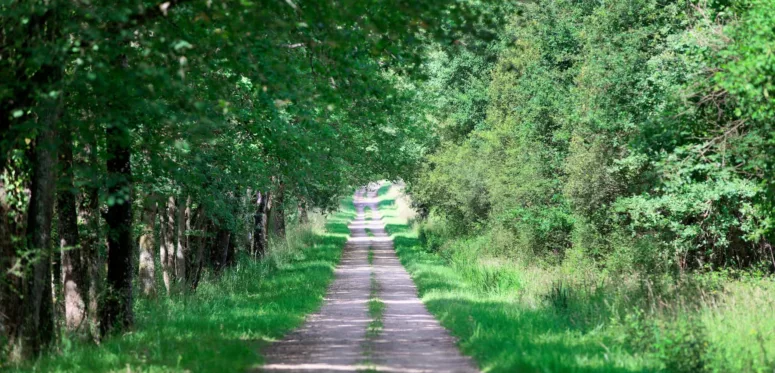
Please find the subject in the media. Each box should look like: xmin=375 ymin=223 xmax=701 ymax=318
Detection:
xmin=259 ymin=187 xmax=478 ymax=373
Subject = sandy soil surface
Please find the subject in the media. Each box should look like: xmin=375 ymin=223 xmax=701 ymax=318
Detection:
xmin=258 ymin=187 xmax=478 ymax=373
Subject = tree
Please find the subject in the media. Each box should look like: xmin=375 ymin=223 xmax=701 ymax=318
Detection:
xmin=58 ymin=126 xmax=88 ymax=331
xmin=1 ymin=0 xmax=498 ymax=361
xmin=138 ymin=196 xmax=158 ymax=297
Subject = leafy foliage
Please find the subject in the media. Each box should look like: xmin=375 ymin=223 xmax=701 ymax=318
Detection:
xmin=411 ymin=0 xmax=775 ymax=272
xmin=0 ymin=0 xmax=493 ymax=363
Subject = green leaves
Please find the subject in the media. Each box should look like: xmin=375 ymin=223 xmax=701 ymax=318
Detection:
xmin=173 ymin=40 xmax=193 ymax=51
xmin=411 ymin=0 xmax=775 ymax=270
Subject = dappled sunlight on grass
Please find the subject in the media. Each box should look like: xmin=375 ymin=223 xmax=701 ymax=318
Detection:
xmin=12 ymin=200 xmax=356 ymax=373
xmin=392 ymin=230 xmax=659 ymax=373
xmin=375 ymin=183 xmax=661 ymax=373
xmin=381 ymin=181 xmax=775 ymax=373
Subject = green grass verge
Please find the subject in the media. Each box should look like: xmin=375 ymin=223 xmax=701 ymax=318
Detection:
xmin=380 ymin=185 xmax=775 ymax=373
xmin=12 ymin=199 xmax=355 ymax=373
xmin=391 ymin=234 xmax=653 ymax=372
xmin=377 ymin=185 xmax=652 ymax=372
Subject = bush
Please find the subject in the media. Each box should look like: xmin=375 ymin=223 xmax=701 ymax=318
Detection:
xmin=654 ymin=318 xmax=709 ymax=373
xmin=619 ymin=309 xmax=710 ymax=372
xmin=498 ymin=205 xmax=574 ymax=262
xmin=418 ymin=219 xmax=448 ymax=253
xmin=621 ymin=309 xmax=658 ymax=355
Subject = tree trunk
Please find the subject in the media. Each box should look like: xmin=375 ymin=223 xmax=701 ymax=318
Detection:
xmin=246 ymin=189 xmax=253 ymax=250
xmin=138 ymin=196 xmax=158 ymax=297
xmin=226 ymin=233 xmax=236 ymax=268
xmin=174 ymin=196 xmax=188 ymax=284
xmin=211 ymin=228 xmax=231 ymax=273
xmin=184 ymin=198 xmax=192 ymax=282
xmin=298 ymin=199 xmax=309 ymax=225
xmin=187 ymin=205 xmax=206 ymax=290
xmin=160 ymin=196 xmax=176 ymax=293
xmin=271 ymin=184 xmax=286 ymax=239
xmin=57 ymin=128 xmax=88 ymax=332
xmin=52 ymin=236 xmax=63 ymax=331
xmin=100 ymin=124 xmax=134 ymax=336
xmin=21 ymin=115 xmax=58 ymax=357
xmin=78 ymin=142 xmax=101 ymax=340
xmin=252 ymin=191 xmax=269 ymax=258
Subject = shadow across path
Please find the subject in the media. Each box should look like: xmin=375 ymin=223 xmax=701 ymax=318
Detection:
xmin=259 ymin=186 xmax=478 ymax=373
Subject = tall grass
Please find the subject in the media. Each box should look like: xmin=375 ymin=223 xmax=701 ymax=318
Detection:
xmin=10 ymin=202 xmax=354 ymax=372
xmin=380 ymin=183 xmax=775 ymax=373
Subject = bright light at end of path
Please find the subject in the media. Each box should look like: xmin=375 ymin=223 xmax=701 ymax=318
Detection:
xmin=354 ymin=197 xmax=380 ymax=203
xmin=348 ymin=223 xmax=386 ymax=229
xmin=348 ymin=236 xmax=392 ymax=242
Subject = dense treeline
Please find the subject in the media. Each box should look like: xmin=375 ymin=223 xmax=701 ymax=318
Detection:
xmin=3 ymin=0 xmax=774 ymax=370
xmin=404 ymin=1 xmax=775 ymax=371
xmin=0 ymin=0 xmax=491 ymax=364
xmin=413 ymin=0 xmax=775 ymax=276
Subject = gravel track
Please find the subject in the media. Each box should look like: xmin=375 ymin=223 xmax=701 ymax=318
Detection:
xmin=259 ymin=187 xmax=478 ymax=373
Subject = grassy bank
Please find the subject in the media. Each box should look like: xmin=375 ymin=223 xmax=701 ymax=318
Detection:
xmin=12 ymin=198 xmax=354 ymax=372
xmin=378 ymin=184 xmax=775 ymax=373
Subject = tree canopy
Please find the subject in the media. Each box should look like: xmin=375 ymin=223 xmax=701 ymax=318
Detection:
xmin=0 ymin=0 xmax=496 ymax=361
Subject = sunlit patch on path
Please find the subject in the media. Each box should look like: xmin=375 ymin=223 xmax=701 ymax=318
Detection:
xmin=258 ymin=185 xmax=478 ymax=373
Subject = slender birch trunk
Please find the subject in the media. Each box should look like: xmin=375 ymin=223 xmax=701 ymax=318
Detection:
xmin=160 ymin=196 xmax=177 ymax=293
xmin=252 ymin=191 xmax=269 ymax=258
xmin=138 ymin=196 xmax=158 ymax=297
xmin=174 ymin=196 xmax=188 ymax=284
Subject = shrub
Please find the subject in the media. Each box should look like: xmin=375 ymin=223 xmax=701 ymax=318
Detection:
xmin=654 ymin=318 xmax=709 ymax=373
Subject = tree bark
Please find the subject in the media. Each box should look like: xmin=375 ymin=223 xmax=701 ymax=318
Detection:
xmin=226 ymin=233 xmax=236 ymax=267
xmin=78 ymin=142 xmax=101 ymax=340
xmin=174 ymin=196 xmax=188 ymax=284
xmin=100 ymin=124 xmax=134 ymax=336
xmin=252 ymin=191 xmax=269 ymax=258
xmin=298 ymin=199 xmax=309 ymax=225
xmin=57 ymin=128 xmax=88 ymax=331
xmin=271 ymin=184 xmax=286 ymax=239
xmin=183 ymin=197 xmax=192 ymax=283
xmin=160 ymin=196 xmax=176 ymax=293
xmin=21 ymin=114 xmax=58 ymax=357
xmin=187 ymin=205 xmax=206 ymax=290
xmin=138 ymin=196 xmax=158 ymax=297
xmin=211 ymin=228 xmax=231 ymax=273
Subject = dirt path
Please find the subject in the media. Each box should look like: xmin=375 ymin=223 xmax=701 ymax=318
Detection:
xmin=259 ymin=187 xmax=478 ymax=373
